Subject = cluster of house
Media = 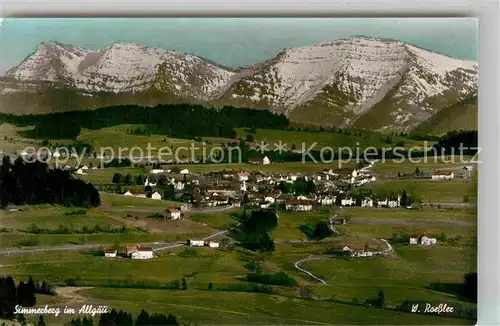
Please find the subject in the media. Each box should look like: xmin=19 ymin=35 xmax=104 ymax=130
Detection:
xmin=283 ymin=194 xmax=403 ymax=211
xmin=342 ymin=244 xmax=374 ymax=257
xmin=409 ymin=233 xmax=437 ymax=246
xmin=187 ymin=239 xmax=220 ymax=248
xmin=103 ymin=245 xmax=155 ymax=259
xmin=430 ymin=166 xmax=474 ymax=180
xmin=117 ymin=166 xmax=383 ymax=209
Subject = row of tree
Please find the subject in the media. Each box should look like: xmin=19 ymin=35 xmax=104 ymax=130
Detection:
xmin=0 ymin=276 xmax=54 ymax=319
xmin=0 ymin=157 xmax=100 ymax=208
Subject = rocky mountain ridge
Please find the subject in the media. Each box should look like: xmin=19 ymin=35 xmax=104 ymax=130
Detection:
xmin=1 ymin=36 xmax=478 ymax=132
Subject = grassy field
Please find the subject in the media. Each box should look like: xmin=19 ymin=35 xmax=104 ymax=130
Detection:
xmin=372 ymin=157 xmax=477 ymax=177
xmin=0 ymin=206 xmax=121 ymax=230
xmin=75 ymin=167 xmax=148 ymax=184
xmin=234 ymin=128 xmax=428 ymax=150
xmin=99 ymin=192 xmax=181 ymax=208
xmin=23 ymin=286 xmax=470 ymax=326
xmin=271 ymin=211 xmax=330 ymax=241
xmin=363 ymin=178 xmax=476 ymax=203
xmin=299 ymin=244 xmax=476 ymax=308
xmin=189 ymin=208 xmax=242 ymax=230
xmin=340 ymin=207 xmax=477 ymax=223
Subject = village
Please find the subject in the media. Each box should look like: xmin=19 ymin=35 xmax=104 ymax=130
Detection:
xmin=92 ymin=158 xmax=474 ymax=260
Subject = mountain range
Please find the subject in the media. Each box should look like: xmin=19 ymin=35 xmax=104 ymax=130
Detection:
xmin=0 ymin=36 xmax=478 ymax=134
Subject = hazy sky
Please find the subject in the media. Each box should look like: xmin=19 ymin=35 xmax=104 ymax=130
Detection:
xmin=0 ymin=18 xmax=478 ymax=75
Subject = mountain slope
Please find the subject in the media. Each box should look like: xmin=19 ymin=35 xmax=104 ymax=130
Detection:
xmin=410 ymin=95 xmax=478 ymax=135
xmin=1 ymin=37 xmax=478 ymax=132
xmin=5 ymin=42 xmax=235 ymax=99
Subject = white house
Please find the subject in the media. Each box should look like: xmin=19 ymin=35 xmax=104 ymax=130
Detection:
xmin=361 ymin=198 xmax=374 ymax=208
xmin=180 ymin=169 xmax=189 ymax=174
xmin=166 ymin=207 xmax=181 ymax=220
xmin=387 ymin=196 xmax=401 ymax=208
xmin=208 ymin=241 xmax=220 ymax=248
xmin=317 ymin=196 xmax=335 ymax=206
xmin=262 ymin=156 xmax=271 ymax=165
xmin=420 ymin=235 xmax=437 ymax=246
xmin=151 ymin=192 xmax=162 ymax=200
xmin=104 ymin=249 xmax=117 ymax=258
xmin=342 ymin=244 xmax=373 ymax=257
xmin=377 ymin=199 xmax=388 ymax=207
xmin=81 ymin=165 xmax=89 ymax=170
xmin=150 ymin=169 xmax=165 ymax=174
xmin=131 ymin=247 xmax=154 ymax=260
xmin=431 ymin=171 xmax=454 ymax=180
xmin=409 ymin=234 xmax=437 ymax=245
xmin=409 ymin=237 xmax=419 ymax=245
xmin=188 ymin=239 xmax=205 ymax=247
xmin=288 ymin=173 xmax=298 ymax=182
xmin=285 ymin=199 xmax=313 ymax=211
xmin=341 ymin=197 xmax=355 ymax=207
xmin=75 ymin=168 xmax=86 ymax=175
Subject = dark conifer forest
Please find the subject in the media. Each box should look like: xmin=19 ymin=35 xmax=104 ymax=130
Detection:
xmin=0 ymin=156 xmax=100 ymax=208
xmin=0 ymin=104 xmax=290 ymax=139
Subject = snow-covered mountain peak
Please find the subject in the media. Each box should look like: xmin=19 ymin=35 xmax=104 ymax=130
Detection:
xmin=3 ymin=38 xmax=477 ymax=132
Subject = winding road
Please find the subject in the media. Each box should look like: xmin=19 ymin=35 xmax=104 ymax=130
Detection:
xmin=294 ymin=257 xmax=328 ymax=285
xmin=293 ymin=238 xmax=394 ymax=285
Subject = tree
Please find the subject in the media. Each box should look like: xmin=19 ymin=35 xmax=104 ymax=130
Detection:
xmin=257 ymin=233 xmax=275 ymax=252
xmin=414 ymin=167 xmax=420 ymax=174
xmin=163 ymin=185 xmax=175 ymax=201
xmin=208 ymin=282 xmax=213 ymax=290
xmin=135 ymin=309 xmax=150 ymax=326
xmin=112 ymin=173 xmax=122 ymax=184
xmin=463 ymin=272 xmax=477 ymax=302
xmin=313 ymin=221 xmax=332 ymax=240
xmin=400 ymin=190 xmax=408 ymax=207
xmin=377 ymin=289 xmax=385 ymax=308
xmin=181 ymin=277 xmax=188 ymax=290
xmin=124 ymin=174 xmax=133 ymax=185
xmin=135 ymin=175 xmax=144 ymax=185
xmin=243 ymin=210 xmax=278 ymax=234
xmin=37 ymin=315 xmax=46 ymax=326
xmin=245 ymin=134 xmax=254 ymax=142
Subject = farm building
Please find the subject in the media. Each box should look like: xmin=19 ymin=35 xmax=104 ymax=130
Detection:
xmin=342 ymin=244 xmax=373 ymax=257
xmin=126 ymin=246 xmax=138 ymax=256
xmin=188 ymin=239 xmax=205 ymax=247
xmin=131 ymin=246 xmax=154 ymax=260
xmin=151 ymin=191 xmax=162 ymax=200
xmin=104 ymin=249 xmax=117 ymax=258
xmin=431 ymin=171 xmax=454 ymax=180
xmin=409 ymin=234 xmax=437 ymax=246
xmin=207 ymin=241 xmax=220 ymax=248
xmin=166 ymin=207 xmax=181 ymax=220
